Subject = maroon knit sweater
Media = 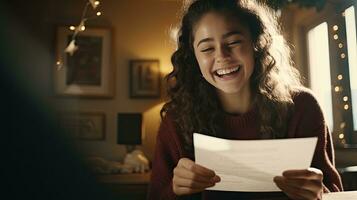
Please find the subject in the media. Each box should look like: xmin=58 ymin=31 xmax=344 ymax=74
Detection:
xmin=147 ymin=89 xmax=343 ymax=200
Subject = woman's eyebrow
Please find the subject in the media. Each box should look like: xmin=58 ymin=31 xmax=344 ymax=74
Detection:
xmin=196 ymin=38 xmax=214 ymax=48
xmin=196 ymin=31 xmax=244 ymax=48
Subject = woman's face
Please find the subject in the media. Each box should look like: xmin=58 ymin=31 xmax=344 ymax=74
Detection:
xmin=193 ymin=12 xmax=255 ymax=95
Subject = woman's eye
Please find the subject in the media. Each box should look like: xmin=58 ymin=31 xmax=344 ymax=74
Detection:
xmin=201 ymin=47 xmax=214 ymax=53
xmin=228 ymin=40 xmax=242 ymax=46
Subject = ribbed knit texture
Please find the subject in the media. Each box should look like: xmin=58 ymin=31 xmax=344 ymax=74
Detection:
xmin=147 ymin=89 xmax=343 ymax=200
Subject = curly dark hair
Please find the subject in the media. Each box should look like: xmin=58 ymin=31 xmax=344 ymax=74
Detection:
xmin=161 ymin=0 xmax=302 ymax=153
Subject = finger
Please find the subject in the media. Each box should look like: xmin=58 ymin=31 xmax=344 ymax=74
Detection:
xmin=174 ymin=167 xmax=218 ymax=183
xmin=179 ymin=158 xmax=216 ymax=177
xmin=275 ymin=181 xmax=303 ymax=200
xmin=280 ymin=182 xmax=318 ymax=200
xmin=173 ymin=186 xmax=203 ymax=195
xmin=284 ymin=177 xmax=323 ymax=193
xmin=173 ymin=176 xmax=215 ymax=189
xmin=274 ymin=176 xmax=321 ymax=200
xmin=282 ymin=168 xmax=323 ymax=180
xmin=275 ymin=178 xmax=313 ymax=200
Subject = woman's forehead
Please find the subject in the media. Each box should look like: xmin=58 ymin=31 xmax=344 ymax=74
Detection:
xmin=192 ymin=12 xmax=250 ymax=39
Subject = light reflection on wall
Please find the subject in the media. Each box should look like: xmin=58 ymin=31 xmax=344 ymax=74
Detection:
xmin=142 ymin=102 xmax=166 ymax=161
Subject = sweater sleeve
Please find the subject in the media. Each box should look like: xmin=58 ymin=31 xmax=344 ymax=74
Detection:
xmin=147 ymin=115 xmax=181 ymax=200
xmin=292 ymin=89 xmax=343 ymax=192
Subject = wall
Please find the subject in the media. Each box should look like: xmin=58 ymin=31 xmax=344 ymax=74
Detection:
xmin=44 ymin=0 xmax=182 ymax=161
xmin=54 ymin=0 xmax=180 ymax=160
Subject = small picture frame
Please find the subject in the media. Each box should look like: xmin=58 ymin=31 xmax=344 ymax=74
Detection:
xmin=54 ymin=26 xmax=114 ymax=98
xmin=130 ymin=59 xmax=160 ymax=98
xmin=58 ymin=112 xmax=106 ymax=140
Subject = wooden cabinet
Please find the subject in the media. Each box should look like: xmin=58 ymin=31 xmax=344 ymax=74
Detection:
xmin=338 ymin=166 xmax=357 ymax=191
xmin=96 ymin=172 xmax=151 ymax=200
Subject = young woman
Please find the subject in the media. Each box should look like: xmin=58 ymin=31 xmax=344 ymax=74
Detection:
xmin=148 ymin=0 xmax=343 ymax=199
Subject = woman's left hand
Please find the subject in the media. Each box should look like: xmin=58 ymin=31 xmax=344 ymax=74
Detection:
xmin=273 ymin=167 xmax=323 ymax=200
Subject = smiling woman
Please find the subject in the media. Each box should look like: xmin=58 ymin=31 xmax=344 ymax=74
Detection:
xmin=147 ymin=0 xmax=343 ymax=199
xmin=193 ymin=12 xmax=255 ymax=113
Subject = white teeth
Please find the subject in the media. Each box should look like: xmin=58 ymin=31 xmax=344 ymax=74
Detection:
xmin=216 ymin=66 xmax=240 ymax=76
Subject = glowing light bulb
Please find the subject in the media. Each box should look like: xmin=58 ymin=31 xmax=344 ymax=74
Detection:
xmin=69 ymin=26 xmax=75 ymax=31
xmin=343 ymin=96 xmax=348 ymax=102
xmin=333 ymin=25 xmax=339 ymax=31
xmin=337 ymin=74 xmax=343 ymax=80
xmin=56 ymin=61 xmax=63 ymax=70
xmin=81 ymin=25 xmax=86 ymax=31
xmin=96 ymin=12 xmax=101 ymax=16
xmin=334 ymin=86 xmax=340 ymax=92
xmin=333 ymin=34 xmax=339 ymax=40
xmin=339 ymin=133 xmax=344 ymax=139
xmin=89 ymin=0 xmax=99 ymax=9
xmin=340 ymin=122 xmax=346 ymax=129
xmin=344 ymin=104 xmax=349 ymax=110
xmin=341 ymin=53 xmax=346 ymax=59
xmin=338 ymin=43 xmax=343 ymax=48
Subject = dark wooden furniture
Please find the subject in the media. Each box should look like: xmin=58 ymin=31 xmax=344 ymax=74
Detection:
xmin=96 ymin=172 xmax=151 ymax=200
xmin=338 ymin=166 xmax=357 ymax=191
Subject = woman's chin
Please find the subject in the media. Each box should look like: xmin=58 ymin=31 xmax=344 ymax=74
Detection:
xmin=216 ymin=87 xmax=243 ymax=95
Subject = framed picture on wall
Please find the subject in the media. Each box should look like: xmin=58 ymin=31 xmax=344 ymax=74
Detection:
xmin=54 ymin=26 xmax=114 ymax=98
xmin=130 ymin=59 xmax=160 ymax=98
xmin=58 ymin=112 xmax=106 ymax=140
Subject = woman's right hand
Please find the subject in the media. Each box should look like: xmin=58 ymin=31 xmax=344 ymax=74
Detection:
xmin=172 ymin=158 xmax=221 ymax=195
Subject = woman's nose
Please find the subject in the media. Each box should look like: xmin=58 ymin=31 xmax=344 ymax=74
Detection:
xmin=216 ymin=45 xmax=230 ymax=63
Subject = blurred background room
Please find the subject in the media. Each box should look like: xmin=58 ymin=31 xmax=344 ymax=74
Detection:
xmin=1 ymin=0 xmax=357 ymax=199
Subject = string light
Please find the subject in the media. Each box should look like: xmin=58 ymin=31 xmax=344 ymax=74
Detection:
xmin=339 ymin=133 xmax=344 ymax=139
xmin=334 ymin=86 xmax=340 ymax=92
xmin=332 ymin=21 xmax=347 ymax=146
xmin=89 ymin=0 xmax=100 ymax=9
xmin=56 ymin=61 xmax=63 ymax=70
xmin=62 ymin=0 xmax=102 ymax=59
xmin=344 ymin=104 xmax=349 ymax=110
xmin=343 ymin=96 xmax=348 ymax=102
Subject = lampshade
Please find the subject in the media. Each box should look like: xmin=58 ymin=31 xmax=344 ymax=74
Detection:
xmin=117 ymin=113 xmax=142 ymax=145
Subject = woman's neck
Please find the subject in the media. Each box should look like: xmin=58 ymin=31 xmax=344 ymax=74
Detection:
xmin=217 ymin=87 xmax=253 ymax=114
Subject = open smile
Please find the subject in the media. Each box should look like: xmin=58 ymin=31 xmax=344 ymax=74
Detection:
xmin=214 ymin=65 xmax=241 ymax=78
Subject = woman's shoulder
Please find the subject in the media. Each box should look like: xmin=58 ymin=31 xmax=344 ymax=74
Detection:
xmin=290 ymin=86 xmax=324 ymax=119
xmin=158 ymin=110 xmax=178 ymax=137
xmin=291 ymin=86 xmax=320 ymax=106
xmin=161 ymin=110 xmax=176 ymax=125
xmin=157 ymin=109 xmax=186 ymax=157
